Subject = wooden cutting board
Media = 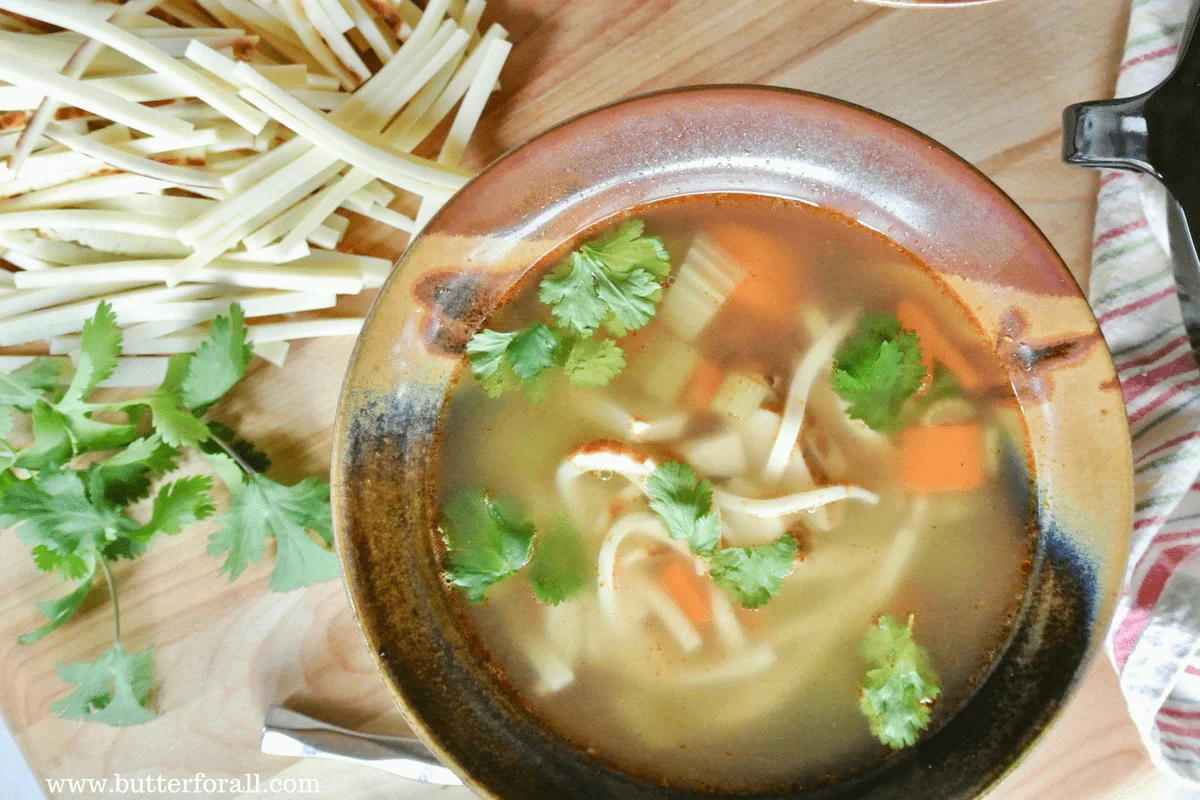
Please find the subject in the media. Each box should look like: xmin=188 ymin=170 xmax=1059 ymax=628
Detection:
xmin=0 ymin=1 xmax=1166 ymax=798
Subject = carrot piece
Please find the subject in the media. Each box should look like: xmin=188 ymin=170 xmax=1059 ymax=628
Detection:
xmin=897 ymin=423 xmax=987 ymax=494
xmin=707 ymin=223 xmax=799 ymax=326
xmin=658 ymin=560 xmax=712 ymax=626
xmin=895 ymin=299 xmax=981 ymax=391
xmin=683 ymin=358 xmax=725 ymax=411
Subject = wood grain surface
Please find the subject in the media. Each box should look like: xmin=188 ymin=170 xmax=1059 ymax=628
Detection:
xmin=0 ymin=0 xmax=1165 ymax=798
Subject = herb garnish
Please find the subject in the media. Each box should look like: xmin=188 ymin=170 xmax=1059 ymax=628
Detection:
xmin=832 ymin=311 xmax=927 ymax=433
xmin=528 ymin=517 xmax=591 ymax=605
xmin=859 ymin=614 xmax=942 ymax=749
xmin=466 ymin=325 xmax=627 ymax=399
xmin=442 ymin=490 xmax=536 ymax=603
xmin=708 ymin=534 xmax=800 ymax=609
xmin=646 ymin=461 xmax=721 ymax=557
xmin=645 ymin=461 xmax=798 ymax=609
xmin=441 ymin=491 xmax=591 ymax=605
xmin=539 ymin=219 xmax=671 ymax=336
xmin=464 ymin=219 xmax=669 ymax=399
xmin=1 ymin=302 xmax=339 ymax=726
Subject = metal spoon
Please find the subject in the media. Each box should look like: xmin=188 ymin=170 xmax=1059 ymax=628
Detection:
xmin=260 ymin=706 xmax=463 ymax=786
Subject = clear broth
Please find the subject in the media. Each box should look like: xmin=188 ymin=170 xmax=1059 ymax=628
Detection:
xmin=436 ymin=193 xmax=1033 ymax=791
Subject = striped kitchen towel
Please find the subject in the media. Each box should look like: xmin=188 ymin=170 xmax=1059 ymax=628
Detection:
xmin=1090 ymin=0 xmax=1200 ymax=784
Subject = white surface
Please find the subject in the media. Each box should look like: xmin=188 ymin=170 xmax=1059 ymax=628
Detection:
xmin=0 ymin=714 xmax=44 ymax=800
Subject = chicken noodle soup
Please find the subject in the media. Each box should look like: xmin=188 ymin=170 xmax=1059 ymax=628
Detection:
xmin=436 ymin=194 xmax=1033 ymax=791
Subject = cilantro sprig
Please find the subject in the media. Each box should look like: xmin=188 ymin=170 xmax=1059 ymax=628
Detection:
xmin=441 ymin=490 xmax=536 ymax=603
xmin=0 ymin=302 xmax=338 ymax=726
xmin=441 ymin=491 xmax=591 ymax=605
xmin=464 ymin=219 xmax=668 ymax=400
xmin=646 ymin=461 xmax=798 ymax=609
xmin=708 ymin=534 xmax=800 ymax=609
xmin=832 ymin=312 xmax=927 ymax=433
xmin=859 ymin=614 xmax=942 ymax=749
xmin=466 ymin=324 xmax=628 ymax=399
xmin=540 ymin=219 xmax=671 ymax=336
xmin=646 ymin=462 xmax=721 ymax=556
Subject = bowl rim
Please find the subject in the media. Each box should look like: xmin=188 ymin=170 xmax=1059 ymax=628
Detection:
xmin=332 ymin=83 xmax=1132 ymax=799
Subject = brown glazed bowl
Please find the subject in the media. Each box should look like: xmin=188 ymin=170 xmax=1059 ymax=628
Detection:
xmin=332 ymin=86 xmax=1132 ymax=798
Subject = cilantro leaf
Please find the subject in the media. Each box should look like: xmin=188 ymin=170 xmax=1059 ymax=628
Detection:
xmin=518 ymin=367 xmax=558 ymax=404
xmin=0 ymin=358 xmax=62 ymax=410
xmin=441 ymin=490 xmax=535 ymax=603
xmin=539 ymin=220 xmax=672 ymax=336
xmin=476 ymin=360 xmax=519 ymax=399
xmin=528 ymin=518 xmax=590 ymax=605
xmin=157 ymin=352 xmax=191 ymax=395
xmin=181 ymin=305 xmax=253 ymax=411
xmin=130 ymin=476 xmax=215 ymax=544
xmin=859 ymin=614 xmax=942 ymax=749
xmin=540 ymin=254 xmax=662 ymax=336
xmin=708 ymin=534 xmax=799 ymax=609
xmin=466 ymin=324 xmax=562 ymax=396
xmin=465 ymin=329 xmax=515 ymax=378
xmin=646 ymin=462 xmax=721 ymax=556
xmin=563 ymin=337 xmax=625 ymax=387
xmin=19 ymin=574 xmax=94 ymax=645
xmin=15 ymin=402 xmax=73 ymax=471
xmin=51 ymin=644 xmax=156 ymax=726
xmin=0 ymin=470 xmax=136 ymax=580
xmin=62 ymin=411 xmax=139 ymax=456
xmin=539 ymin=252 xmax=611 ymax=335
xmin=579 ymin=220 xmax=671 ymax=279
xmin=832 ymin=312 xmax=927 ymax=433
xmin=507 ymin=324 xmax=560 ymax=380
xmin=592 ymin=265 xmax=661 ymax=332
xmin=146 ymin=392 xmax=210 ymax=448
xmin=63 ymin=301 xmax=121 ymax=405
xmin=97 ymin=434 xmax=176 ymax=472
xmin=207 ymin=475 xmax=337 ymax=591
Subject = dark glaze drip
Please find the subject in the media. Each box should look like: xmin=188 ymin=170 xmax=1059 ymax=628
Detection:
xmin=413 ymin=269 xmax=516 ymax=356
xmin=996 ymin=308 xmax=1102 ymax=402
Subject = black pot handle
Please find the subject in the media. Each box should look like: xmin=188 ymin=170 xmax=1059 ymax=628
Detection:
xmin=1062 ymin=1 xmax=1200 ymax=256
xmin=1062 ymin=93 xmax=1156 ymax=176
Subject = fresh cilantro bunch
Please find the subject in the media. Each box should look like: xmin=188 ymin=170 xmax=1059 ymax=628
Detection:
xmin=832 ymin=312 xmax=927 ymax=433
xmin=441 ymin=491 xmax=591 ymax=605
xmin=859 ymin=614 xmax=942 ymax=749
xmin=0 ymin=302 xmax=338 ymax=726
xmin=646 ymin=461 xmax=800 ymax=609
xmin=465 ymin=219 xmax=671 ymax=400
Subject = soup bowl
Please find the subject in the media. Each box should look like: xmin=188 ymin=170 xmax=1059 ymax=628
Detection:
xmin=332 ymin=85 xmax=1132 ymax=798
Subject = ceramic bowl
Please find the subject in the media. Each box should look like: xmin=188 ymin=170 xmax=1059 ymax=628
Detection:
xmin=331 ymin=85 xmax=1132 ymax=799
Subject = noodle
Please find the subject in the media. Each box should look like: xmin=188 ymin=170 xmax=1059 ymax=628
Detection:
xmin=713 ymin=484 xmax=879 ymax=518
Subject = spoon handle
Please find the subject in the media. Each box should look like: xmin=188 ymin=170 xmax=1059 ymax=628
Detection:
xmin=260 ymin=707 xmax=463 ymax=786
